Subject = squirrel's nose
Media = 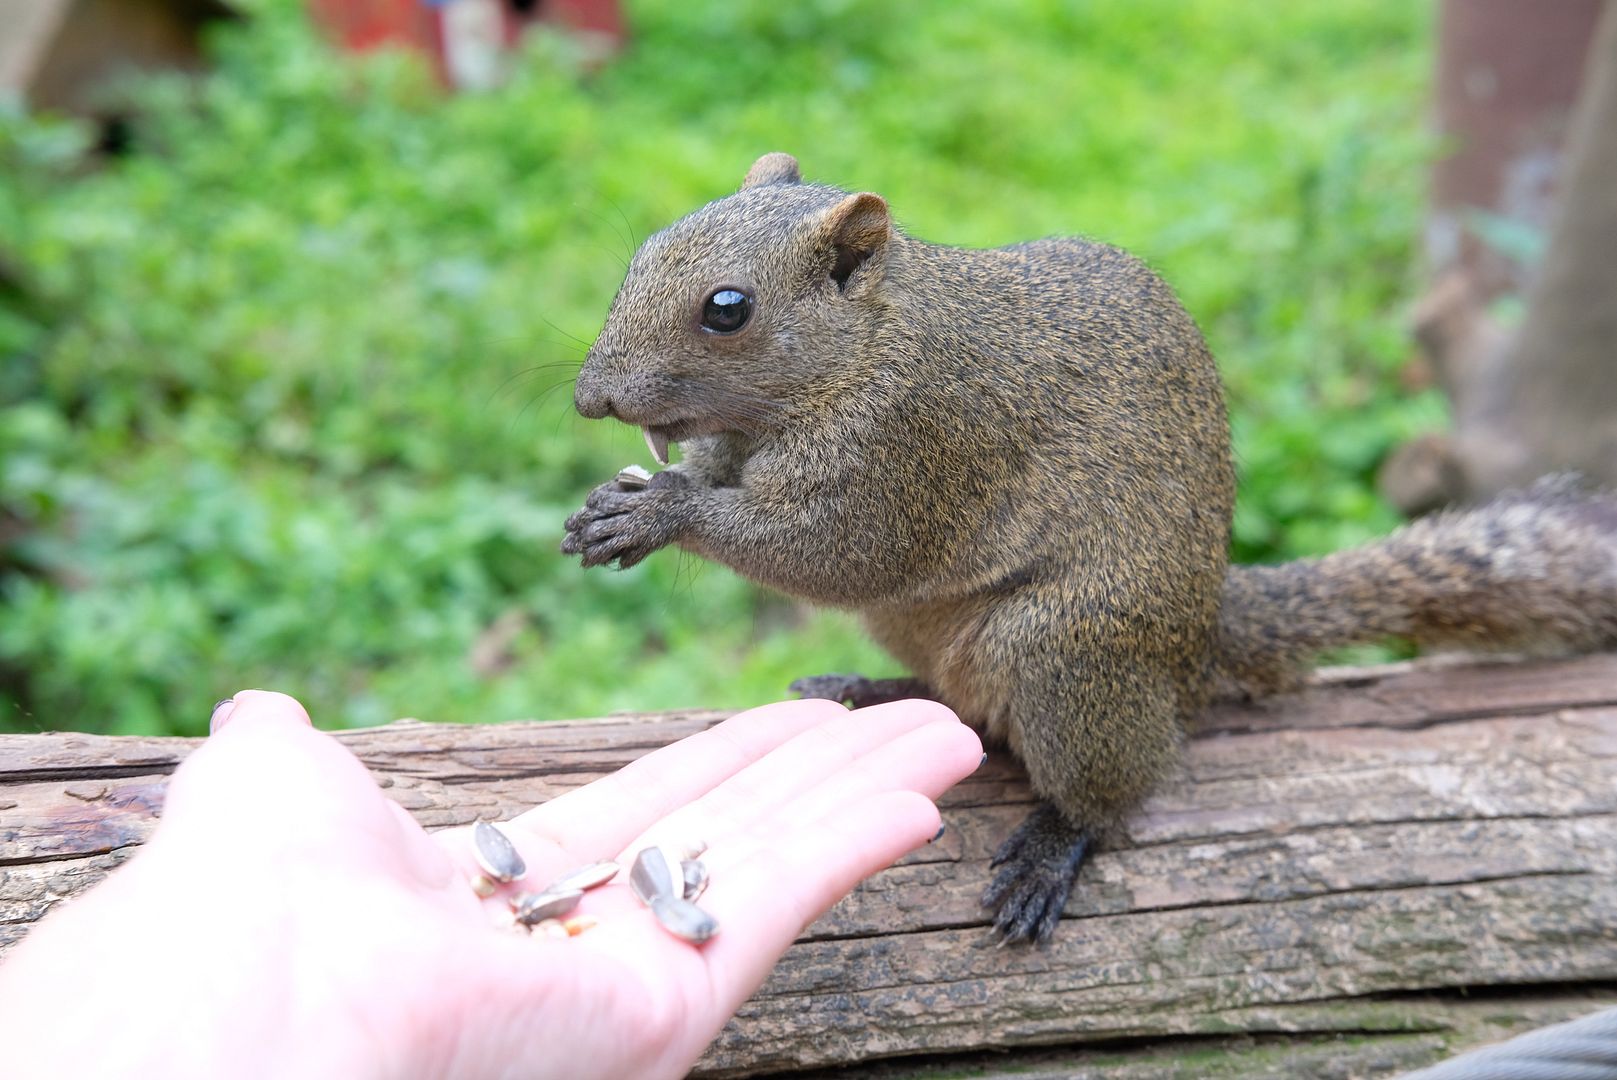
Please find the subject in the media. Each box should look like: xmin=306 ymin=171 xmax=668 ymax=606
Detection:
xmin=574 ymin=385 xmax=612 ymax=420
xmin=573 ymin=366 xmax=615 ymax=419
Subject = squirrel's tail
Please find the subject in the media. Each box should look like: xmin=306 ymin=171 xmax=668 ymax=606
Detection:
xmin=1213 ymin=476 xmax=1617 ymax=700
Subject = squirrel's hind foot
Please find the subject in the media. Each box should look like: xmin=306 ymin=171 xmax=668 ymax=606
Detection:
xmin=789 ymin=673 xmax=935 ymax=709
xmin=982 ymin=803 xmax=1092 ymax=946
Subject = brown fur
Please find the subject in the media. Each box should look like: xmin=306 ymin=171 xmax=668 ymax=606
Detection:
xmin=1217 ymin=475 xmax=1617 ymax=698
xmin=562 ymin=155 xmax=1617 ymax=942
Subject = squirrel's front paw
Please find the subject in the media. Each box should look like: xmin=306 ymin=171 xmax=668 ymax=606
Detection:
xmin=560 ymin=479 xmax=683 ymax=570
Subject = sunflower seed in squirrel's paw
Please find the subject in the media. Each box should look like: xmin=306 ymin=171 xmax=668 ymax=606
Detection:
xmin=472 ymin=820 xmax=527 ymax=884
xmin=615 ymin=464 xmax=653 ymax=489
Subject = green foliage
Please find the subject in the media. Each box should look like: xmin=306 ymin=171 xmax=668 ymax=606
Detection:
xmin=0 ymin=0 xmax=1438 ymax=734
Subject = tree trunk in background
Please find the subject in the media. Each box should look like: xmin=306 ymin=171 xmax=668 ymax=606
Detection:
xmin=1456 ymin=0 xmax=1617 ymax=495
xmin=1426 ymin=0 xmax=1600 ymax=310
xmin=1385 ymin=0 xmax=1616 ymax=510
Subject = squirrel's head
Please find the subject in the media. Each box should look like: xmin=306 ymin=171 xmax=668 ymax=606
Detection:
xmin=575 ymin=153 xmax=894 ymax=464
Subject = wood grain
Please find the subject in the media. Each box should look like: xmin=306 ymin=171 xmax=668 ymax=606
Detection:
xmin=3 ymin=656 xmax=1615 ymax=1077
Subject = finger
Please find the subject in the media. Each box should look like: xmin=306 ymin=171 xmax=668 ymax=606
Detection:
xmin=582 ymin=517 xmax=625 ymax=543
xmin=207 ymin=689 xmax=311 ymax=736
xmin=208 ymin=697 xmax=236 ymax=733
xmin=528 ymin=712 xmax=977 ymax=1016
xmin=466 ymin=730 xmax=973 ymax=1069
xmin=614 ymin=547 xmax=651 ymax=570
xmin=579 ymin=538 xmax=629 ymax=568
xmin=699 ymin=789 xmax=944 ymax=1012
xmin=617 ymin=701 xmax=976 ymax=861
xmin=585 ymin=486 xmax=635 ymax=511
xmin=506 ymin=698 xmax=850 ymax=863
xmin=707 ymin=711 xmax=980 ymax=870
xmin=461 ymin=790 xmax=933 ymax=1080
xmin=163 ymin=691 xmax=396 ymax=850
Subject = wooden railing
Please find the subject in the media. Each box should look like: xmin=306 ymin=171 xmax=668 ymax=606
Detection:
xmin=4 ymin=655 xmax=1616 ymax=1077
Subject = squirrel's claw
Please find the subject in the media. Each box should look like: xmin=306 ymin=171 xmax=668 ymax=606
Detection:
xmin=562 ymin=480 xmax=678 ymax=570
xmin=789 ymin=673 xmax=866 ymax=705
xmin=790 ymin=673 xmax=939 ymax=709
xmin=981 ymin=804 xmax=1092 ymax=947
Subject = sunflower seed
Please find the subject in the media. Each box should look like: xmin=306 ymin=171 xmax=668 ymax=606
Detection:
xmin=630 ymin=846 xmax=676 ymax=904
xmin=616 ymin=464 xmax=653 ymax=489
xmin=562 ymin=915 xmax=598 ymax=937
xmin=469 ymin=874 xmax=498 ymax=899
xmin=681 ymin=859 xmax=709 ymax=901
xmin=550 ymin=860 xmax=620 ymax=893
xmin=650 ymin=895 xmax=719 ymax=944
xmin=472 ymin=820 xmax=527 ymax=884
xmin=532 ymin=918 xmax=571 ymax=939
xmin=511 ymin=887 xmax=584 ymax=925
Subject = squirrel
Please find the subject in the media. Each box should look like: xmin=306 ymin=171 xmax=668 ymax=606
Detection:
xmin=560 ymin=152 xmax=1617 ymax=944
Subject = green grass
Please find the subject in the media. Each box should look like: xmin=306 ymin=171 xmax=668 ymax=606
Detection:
xmin=0 ymin=0 xmax=1441 ymax=735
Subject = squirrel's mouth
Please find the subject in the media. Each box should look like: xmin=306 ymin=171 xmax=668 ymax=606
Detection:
xmin=642 ymin=426 xmax=672 ymax=466
xmin=639 ymin=417 xmax=720 ymax=465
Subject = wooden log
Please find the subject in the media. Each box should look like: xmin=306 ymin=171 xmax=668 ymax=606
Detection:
xmin=3 ymin=656 xmax=1616 ymax=1077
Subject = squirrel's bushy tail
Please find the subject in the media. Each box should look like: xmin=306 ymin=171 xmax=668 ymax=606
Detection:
xmin=1214 ymin=476 xmax=1617 ymax=700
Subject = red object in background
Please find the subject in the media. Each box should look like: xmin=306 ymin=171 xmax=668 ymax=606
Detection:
xmin=306 ymin=0 xmax=624 ymax=90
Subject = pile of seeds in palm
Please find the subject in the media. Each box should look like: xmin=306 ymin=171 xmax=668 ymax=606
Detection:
xmin=470 ymin=820 xmax=718 ymax=944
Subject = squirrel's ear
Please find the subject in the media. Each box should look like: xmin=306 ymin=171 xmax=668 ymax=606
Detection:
xmin=742 ymin=152 xmax=801 ymax=189
xmin=822 ymin=192 xmax=891 ymax=291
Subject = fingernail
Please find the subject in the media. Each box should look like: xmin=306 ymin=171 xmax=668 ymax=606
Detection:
xmin=929 ymin=823 xmax=946 ymax=843
xmin=209 ymin=697 xmax=237 ymax=733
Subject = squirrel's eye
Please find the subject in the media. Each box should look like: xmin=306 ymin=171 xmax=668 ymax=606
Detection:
xmin=701 ymin=288 xmax=752 ymax=334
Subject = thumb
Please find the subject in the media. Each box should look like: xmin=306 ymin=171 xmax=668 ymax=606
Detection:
xmin=164 ymin=689 xmax=372 ymax=832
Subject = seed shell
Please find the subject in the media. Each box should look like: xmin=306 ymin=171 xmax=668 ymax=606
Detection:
xmin=469 ymin=874 xmax=498 ymax=899
xmin=650 ymin=895 xmax=719 ymax=944
xmin=680 ymin=859 xmax=709 ymax=902
xmin=472 ymin=820 xmax=527 ymax=884
xmin=615 ymin=464 xmax=653 ymax=490
xmin=630 ymin=846 xmax=676 ymax=905
xmin=550 ymin=860 xmax=620 ymax=893
xmin=511 ymin=887 xmax=584 ymax=925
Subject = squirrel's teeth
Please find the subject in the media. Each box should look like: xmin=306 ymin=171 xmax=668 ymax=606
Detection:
xmin=643 ymin=427 xmax=670 ymax=466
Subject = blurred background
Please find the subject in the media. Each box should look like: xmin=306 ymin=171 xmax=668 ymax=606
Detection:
xmin=1 ymin=0 xmax=1609 ymax=735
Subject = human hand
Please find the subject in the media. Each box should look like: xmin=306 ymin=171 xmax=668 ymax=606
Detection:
xmin=0 ymin=690 xmax=981 ymax=1080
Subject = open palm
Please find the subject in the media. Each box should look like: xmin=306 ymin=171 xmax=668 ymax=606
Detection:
xmin=0 ymin=690 xmax=981 ymax=1080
